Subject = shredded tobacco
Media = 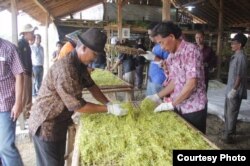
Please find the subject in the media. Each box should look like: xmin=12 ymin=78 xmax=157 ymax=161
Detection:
xmin=78 ymin=101 xmax=214 ymax=165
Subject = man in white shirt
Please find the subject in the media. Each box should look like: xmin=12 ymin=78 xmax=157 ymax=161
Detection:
xmin=31 ymin=34 xmax=44 ymax=96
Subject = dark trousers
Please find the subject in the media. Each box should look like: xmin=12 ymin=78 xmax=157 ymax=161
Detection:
xmin=178 ymin=109 xmax=206 ymax=134
xmin=33 ymin=135 xmax=66 ymax=166
xmin=32 ymin=66 xmax=43 ymax=96
xmin=224 ymin=96 xmax=242 ymax=136
xmin=135 ymin=64 xmax=144 ymax=88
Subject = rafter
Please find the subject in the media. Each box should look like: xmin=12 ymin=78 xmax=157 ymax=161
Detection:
xmin=182 ymin=0 xmax=206 ymax=7
xmin=51 ymin=0 xmax=101 ymax=18
xmin=0 ymin=0 xmax=9 ymax=8
xmin=209 ymin=0 xmax=219 ymax=10
xmin=32 ymin=0 xmax=54 ymax=20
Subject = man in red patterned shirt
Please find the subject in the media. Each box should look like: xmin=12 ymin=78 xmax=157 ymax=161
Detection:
xmin=0 ymin=38 xmax=24 ymax=166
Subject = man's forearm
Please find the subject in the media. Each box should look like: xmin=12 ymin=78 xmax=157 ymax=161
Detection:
xmin=172 ymin=78 xmax=197 ymax=106
xmin=158 ymin=79 xmax=175 ymax=98
xmin=76 ymin=102 xmax=107 ymax=113
xmin=15 ymin=73 xmax=24 ymax=105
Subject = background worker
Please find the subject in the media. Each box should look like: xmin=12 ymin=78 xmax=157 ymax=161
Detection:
xmin=18 ymin=24 xmax=37 ymax=119
xmin=142 ymin=24 xmax=169 ymax=95
xmin=222 ymin=32 xmax=248 ymax=144
xmin=31 ymin=34 xmax=44 ymax=96
xmin=195 ymin=30 xmax=217 ymax=92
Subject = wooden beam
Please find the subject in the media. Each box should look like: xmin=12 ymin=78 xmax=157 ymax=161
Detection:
xmin=117 ymin=0 xmax=123 ymax=42
xmin=117 ymin=0 xmax=123 ymax=79
xmin=43 ymin=0 xmax=72 ymax=9
xmin=162 ymin=0 xmax=171 ymax=21
xmin=32 ymin=0 xmax=54 ymax=20
xmin=209 ymin=0 xmax=219 ymax=10
xmin=195 ymin=6 xmax=217 ymax=24
xmin=223 ymin=7 xmax=243 ymax=25
xmin=51 ymin=0 xmax=101 ymax=18
xmin=18 ymin=0 xmax=39 ymax=10
xmin=11 ymin=0 xmax=18 ymax=45
xmin=231 ymin=22 xmax=250 ymax=27
xmin=0 ymin=0 xmax=10 ymax=8
xmin=44 ymin=13 xmax=49 ymax=74
xmin=216 ymin=0 xmax=223 ymax=79
xmin=55 ymin=20 xmax=106 ymax=28
xmin=182 ymin=0 xmax=206 ymax=7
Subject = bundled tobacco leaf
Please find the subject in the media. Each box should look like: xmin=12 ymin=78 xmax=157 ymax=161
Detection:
xmin=105 ymin=44 xmax=146 ymax=55
xmin=78 ymin=100 xmax=215 ymax=165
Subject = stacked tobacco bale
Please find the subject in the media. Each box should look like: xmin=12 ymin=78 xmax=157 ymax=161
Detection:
xmin=77 ymin=99 xmax=216 ymax=165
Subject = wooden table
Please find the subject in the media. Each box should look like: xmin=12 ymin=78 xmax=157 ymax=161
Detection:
xmin=83 ymin=70 xmax=134 ymax=101
xmin=65 ymin=70 xmax=134 ymax=165
xmin=71 ymin=103 xmax=218 ymax=165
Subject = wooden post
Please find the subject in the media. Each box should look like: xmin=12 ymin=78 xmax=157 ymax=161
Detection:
xmin=11 ymin=0 xmax=18 ymax=45
xmin=117 ymin=0 xmax=123 ymax=79
xmin=216 ymin=0 xmax=223 ymax=79
xmin=65 ymin=124 xmax=76 ymax=166
xmin=117 ymin=0 xmax=123 ymax=42
xmin=45 ymin=13 xmax=49 ymax=74
xmin=162 ymin=0 xmax=171 ymax=21
xmin=11 ymin=0 xmax=26 ymax=130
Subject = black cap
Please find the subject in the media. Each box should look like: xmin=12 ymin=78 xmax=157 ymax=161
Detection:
xmin=77 ymin=28 xmax=107 ymax=54
xmin=232 ymin=32 xmax=248 ymax=47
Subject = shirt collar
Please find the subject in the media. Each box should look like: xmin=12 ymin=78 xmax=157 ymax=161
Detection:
xmin=172 ymin=39 xmax=185 ymax=57
xmin=232 ymin=50 xmax=243 ymax=58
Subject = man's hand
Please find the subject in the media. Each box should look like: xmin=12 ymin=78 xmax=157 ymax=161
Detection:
xmin=151 ymin=60 xmax=163 ymax=68
xmin=107 ymin=103 xmax=128 ymax=116
xmin=227 ymin=89 xmax=237 ymax=99
xmin=141 ymin=51 xmax=155 ymax=61
xmin=11 ymin=102 xmax=23 ymax=121
xmin=145 ymin=94 xmax=162 ymax=104
xmin=154 ymin=102 xmax=174 ymax=113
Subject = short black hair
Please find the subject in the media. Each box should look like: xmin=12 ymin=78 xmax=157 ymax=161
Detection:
xmin=232 ymin=32 xmax=248 ymax=47
xmin=196 ymin=30 xmax=205 ymax=36
xmin=35 ymin=34 xmax=41 ymax=39
xmin=151 ymin=21 xmax=182 ymax=39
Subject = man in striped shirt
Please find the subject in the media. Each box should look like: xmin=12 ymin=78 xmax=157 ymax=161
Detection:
xmin=0 ymin=38 xmax=24 ymax=166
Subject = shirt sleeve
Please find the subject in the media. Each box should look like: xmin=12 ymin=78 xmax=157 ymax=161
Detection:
xmin=185 ymin=46 xmax=202 ymax=79
xmin=10 ymin=45 xmax=24 ymax=76
xmin=54 ymin=62 xmax=86 ymax=111
xmin=236 ymin=54 xmax=247 ymax=77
